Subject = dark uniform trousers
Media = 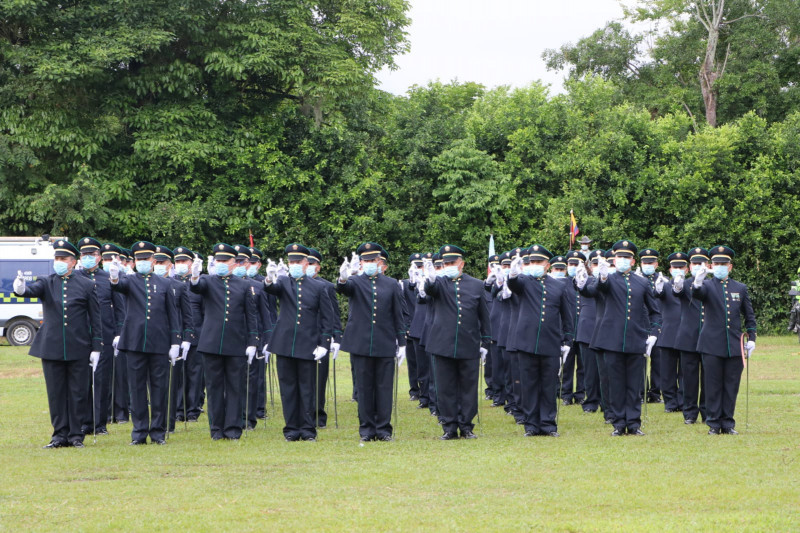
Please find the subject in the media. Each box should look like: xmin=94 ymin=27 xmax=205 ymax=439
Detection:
xmin=647 ymin=348 xmax=663 ymax=402
xmin=276 ymin=355 xmax=317 ymax=440
xmin=247 ymin=355 xmax=267 ymax=426
xmin=489 ymin=341 xmax=506 ymax=405
xmin=433 ymin=355 xmax=479 ymax=435
xmin=42 ymin=359 xmax=90 ymax=444
xmin=202 ymin=352 xmax=246 ymax=439
xmin=595 ymin=346 xmax=612 ymax=422
xmin=126 ymin=350 xmax=169 ymax=442
xmin=604 ymin=351 xmax=645 ymax=432
xmin=177 ymin=344 xmax=204 ymax=420
xmin=351 ymin=354 xmax=395 ymax=439
xmin=88 ymin=343 xmax=114 ymax=431
xmin=518 ymin=352 xmax=559 ymax=434
xmin=406 ymin=341 xmax=419 ymax=398
xmin=560 ymin=342 xmax=585 ymax=404
xmin=111 ymin=350 xmax=129 ymax=422
xmin=409 ymin=338 xmax=430 ymax=406
xmin=680 ymin=351 xmax=705 ymax=422
xmin=579 ymin=342 xmax=602 ymax=412
xmin=314 ymin=356 xmax=329 ymax=427
xmin=506 ymin=350 xmax=522 ymax=419
xmin=702 ymin=354 xmax=743 ymax=430
xmin=426 ymin=350 xmax=438 ymax=413
xmin=660 ymin=347 xmax=682 ymax=411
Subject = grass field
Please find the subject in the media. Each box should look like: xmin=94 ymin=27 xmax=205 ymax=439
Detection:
xmin=1 ymin=338 xmax=799 ymax=532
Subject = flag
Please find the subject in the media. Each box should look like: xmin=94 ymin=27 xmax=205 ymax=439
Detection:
xmin=488 ymin=235 xmax=495 ymax=275
xmin=569 ymin=210 xmax=579 ymax=248
xmin=249 ymin=230 xmax=254 ymax=248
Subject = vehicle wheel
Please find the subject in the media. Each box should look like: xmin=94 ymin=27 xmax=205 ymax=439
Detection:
xmin=6 ymin=320 xmax=37 ymax=346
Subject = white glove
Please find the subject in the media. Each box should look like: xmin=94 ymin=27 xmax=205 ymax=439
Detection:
xmin=509 ymin=256 xmax=523 ymax=278
xmin=330 ymin=341 xmax=340 ymax=361
xmin=276 ymin=259 xmax=288 ymax=278
xmin=108 ymin=260 xmax=120 ymax=282
xmin=560 ymin=345 xmax=570 ymax=364
xmin=349 ymin=252 xmax=361 ymax=276
xmin=645 ymin=336 xmax=657 ymax=357
xmin=13 ymin=270 xmax=26 ymax=295
xmin=181 ymin=341 xmax=191 ymax=360
xmin=313 ymin=345 xmax=328 ymax=361
xmin=89 ymin=351 xmax=100 ymax=372
xmin=168 ymin=344 xmax=180 ymax=365
xmin=207 ymin=256 xmax=216 ymax=275
xmin=396 ymin=345 xmax=406 ymax=366
xmin=745 ymin=340 xmax=755 ymax=359
xmin=672 ymin=271 xmax=685 ymax=293
xmin=479 ymin=347 xmax=488 ymax=365
xmin=190 ymin=257 xmax=202 ymax=281
xmin=598 ymin=258 xmax=610 ymax=281
xmin=339 ymin=258 xmax=350 ymax=282
xmin=265 ymin=260 xmax=278 ymax=283
xmin=261 ymin=345 xmax=271 ymax=364
xmin=423 ymin=260 xmax=436 ymax=283
xmin=655 ymin=273 xmax=667 ymax=294
xmin=634 ymin=266 xmax=644 ymax=277
xmin=500 ymin=280 xmax=512 ymax=300
xmin=575 ymin=262 xmax=589 ymax=289
xmin=408 ymin=265 xmax=417 ymax=283
xmin=693 ymin=266 xmax=708 ymax=288
xmin=112 ymin=335 xmax=121 ymax=356
xmin=246 ymin=345 xmax=256 ymax=364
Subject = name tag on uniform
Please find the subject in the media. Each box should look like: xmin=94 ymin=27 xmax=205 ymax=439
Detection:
xmin=731 ymin=293 xmax=740 ymax=301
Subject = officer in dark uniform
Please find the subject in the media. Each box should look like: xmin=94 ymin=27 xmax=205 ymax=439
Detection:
xmin=306 ymin=247 xmax=341 ymax=429
xmin=507 ymin=246 xmax=575 ymax=436
xmin=417 ymin=252 xmax=442 ymax=416
xmin=101 ymin=243 xmax=130 ymax=424
xmin=499 ymin=248 xmax=525 ymax=424
xmin=576 ymin=240 xmax=661 ymax=436
xmin=14 ymin=239 xmax=102 ymax=448
xmin=264 ymin=243 xmax=334 ymax=441
xmin=654 ymin=252 xmax=687 ymax=413
xmin=153 ymin=246 xmax=195 ymax=432
xmin=483 ymin=254 xmax=504 ymax=405
xmin=188 ymin=244 xmax=258 ymax=440
xmin=409 ymin=253 xmax=433 ymax=410
xmin=76 ymin=237 xmax=125 ymax=436
xmin=552 ymin=254 xmax=584 ymax=406
xmin=639 ymin=248 xmax=663 ymax=403
xmin=109 ymin=241 xmax=181 ymax=445
xmin=245 ymin=246 xmax=278 ymax=425
xmin=172 ymin=247 xmax=205 ymax=422
xmin=673 ymin=247 xmax=710 ymax=424
xmin=420 ymin=245 xmax=491 ymax=439
xmin=573 ymin=250 xmax=602 ymax=414
xmin=691 ymin=245 xmax=756 ymax=435
xmin=336 ymin=243 xmax=406 ymax=441
xmin=401 ymin=254 xmax=424 ymax=402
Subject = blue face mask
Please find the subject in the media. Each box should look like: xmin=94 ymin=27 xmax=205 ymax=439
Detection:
xmin=670 ymin=268 xmax=683 ymax=278
xmin=552 ymin=271 xmax=566 ymax=279
xmin=246 ymin=265 xmax=258 ymax=277
xmin=529 ymin=265 xmax=545 ymax=278
xmin=642 ymin=264 xmax=656 ymax=276
xmin=616 ymin=258 xmax=631 ymax=273
xmin=522 ymin=265 xmax=533 ymax=276
xmin=305 ymin=265 xmax=317 ymax=277
xmin=136 ymin=261 xmax=153 ymax=275
xmin=102 ymin=262 xmax=112 ymax=273
xmin=289 ymin=263 xmax=305 ymax=279
xmin=53 ymin=260 xmax=69 ymax=276
xmin=712 ymin=264 xmax=729 ymax=280
xmin=363 ymin=262 xmax=378 ymax=277
xmin=153 ymin=264 xmax=168 ymax=277
xmin=80 ymin=255 xmax=97 ymax=269
xmin=232 ymin=265 xmax=247 ymax=278
xmin=444 ymin=266 xmax=459 ymax=279
xmin=436 ymin=268 xmax=445 ymax=277
xmin=174 ymin=264 xmax=189 ymax=277
xmin=215 ymin=263 xmax=230 ymax=276
xmin=567 ymin=266 xmax=577 ymax=278
xmin=691 ymin=264 xmax=704 ymax=276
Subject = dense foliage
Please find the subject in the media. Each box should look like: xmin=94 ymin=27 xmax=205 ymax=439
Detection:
xmin=1 ymin=1 xmax=798 ymax=330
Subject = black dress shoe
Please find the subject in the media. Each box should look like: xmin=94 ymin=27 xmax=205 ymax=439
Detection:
xmin=461 ymin=430 xmax=477 ymax=439
xmin=583 ymin=408 xmax=597 ymax=413
xmin=514 ymin=417 xmax=525 ymax=425
xmin=129 ymin=440 xmax=147 ymax=445
xmin=317 ymin=424 xmax=326 ymax=429
xmin=708 ymin=427 xmax=721 ymax=435
xmin=377 ymin=435 xmax=394 ymax=442
xmin=116 ymin=419 xmax=129 ymax=424
xmin=523 ymin=431 xmax=536 ymax=437
xmin=417 ymin=402 xmax=429 ymax=409
xmin=245 ymin=425 xmax=255 ymax=431
xmin=257 ymin=415 xmax=267 ymax=420
xmin=359 ymin=436 xmax=373 ymax=442
xmin=611 ymin=429 xmax=625 ymax=436
xmin=94 ymin=427 xmax=108 ymax=436
xmin=304 ymin=437 xmax=316 ymax=442
xmin=684 ymin=418 xmax=696 ymax=425
xmin=546 ymin=431 xmax=560 ymax=437
xmin=491 ymin=401 xmax=505 ymax=408
xmin=630 ymin=428 xmax=645 ymax=436
xmin=43 ymin=440 xmax=67 ymax=449
xmin=562 ymin=399 xmax=571 ymax=406
xmin=440 ymin=432 xmax=458 ymax=440
xmin=153 ymin=439 xmax=167 ymax=445
xmin=71 ymin=441 xmax=85 ymax=448
xmin=722 ymin=428 xmax=739 ymax=435
xmin=187 ymin=417 xmax=198 ymax=422
xmin=664 ymin=408 xmax=679 ymax=413
xmin=604 ymin=419 xmax=612 ymax=424
xmin=284 ymin=436 xmax=299 ymax=442
xmin=409 ymin=395 xmax=419 ymax=401
xmin=176 ymin=414 xmax=185 ymax=422
xmin=212 ymin=436 xmax=223 ymax=441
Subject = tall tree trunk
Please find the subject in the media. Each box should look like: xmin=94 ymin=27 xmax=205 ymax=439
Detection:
xmin=699 ymin=25 xmax=720 ymax=127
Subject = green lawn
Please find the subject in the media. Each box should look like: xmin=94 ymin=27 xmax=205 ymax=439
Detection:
xmin=1 ymin=338 xmax=799 ymax=531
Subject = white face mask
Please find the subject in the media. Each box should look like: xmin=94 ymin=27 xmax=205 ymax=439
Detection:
xmin=581 ymin=245 xmax=589 ymax=251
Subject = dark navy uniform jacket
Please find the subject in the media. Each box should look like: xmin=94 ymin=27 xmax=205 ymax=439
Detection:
xmin=423 ymin=273 xmax=491 ymax=359
xmin=20 ymin=272 xmax=103 ymax=361
xmin=674 ymin=277 xmax=704 ymax=353
xmin=409 ymin=281 xmax=428 ymax=341
xmin=315 ymin=277 xmax=342 ymax=343
xmin=692 ymin=277 xmax=756 ymax=358
xmin=248 ymin=276 xmax=277 ymax=347
xmin=168 ymin=277 xmax=196 ymax=344
xmin=498 ymin=290 xmax=519 ymax=350
xmin=507 ymin=275 xmax=575 ymax=356
xmin=337 ymin=273 xmax=406 ymax=357
xmin=655 ymin=280 xmax=683 ymax=349
xmin=581 ymin=272 xmax=662 ymax=354
xmin=484 ymin=283 xmax=504 ymax=343
xmin=574 ymin=276 xmax=597 ymax=344
xmin=190 ymin=274 xmax=258 ymax=356
xmin=174 ymin=275 xmax=204 ymax=346
xmin=264 ymin=275 xmax=334 ymax=360
xmin=112 ymin=273 xmax=181 ymax=354
xmin=80 ymin=268 xmax=125 ymax=346
xmin=400 ymin=279 xmax=416 ymax=334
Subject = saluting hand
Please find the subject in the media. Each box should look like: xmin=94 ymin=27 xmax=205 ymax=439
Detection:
xmin=423 ymin=259 xmax=436 ymax=283
xmin=265 ymin=260 xmax=278 ymax=283
xmin=654 ymin=273 xmax=667 ymax=294
xmin=597 ymin=257 xmax=610 ymax=281
xmin=339 ymin=258 xmax=350 ymax=282
xmin=276 ymin=258 xmax=288 ymax=278
xmin=509 ymin=256 xmax=523 ymax=278
xmin=575 ymin=262 xmax=589 ymax=289
xmin=692 ymin=265 xmax=708 ymax=288
xmin=108 ymin=260 xmax=120 ymax=282
xmin=13 ymin=270 xmax=25 ymax=295
xmin=349 ymin=252 xmax=360 ymax=276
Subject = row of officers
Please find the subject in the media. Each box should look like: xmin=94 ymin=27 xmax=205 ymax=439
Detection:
xmin=13 ymin=236 xmax=755 ymax=448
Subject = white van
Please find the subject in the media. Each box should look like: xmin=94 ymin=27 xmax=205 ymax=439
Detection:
xmin=0 ymin=236 xmax=64 ymax=345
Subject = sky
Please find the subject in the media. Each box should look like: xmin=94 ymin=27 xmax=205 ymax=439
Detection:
xmin=376 ymin=0 xmax=628 ymax=96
